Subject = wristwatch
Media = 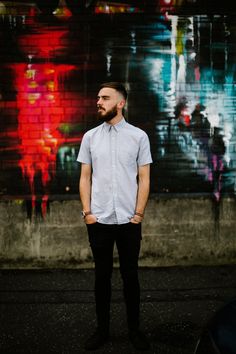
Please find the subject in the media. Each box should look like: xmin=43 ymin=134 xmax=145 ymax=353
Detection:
xmin=81 ymin=210 xmax=92 ymax=218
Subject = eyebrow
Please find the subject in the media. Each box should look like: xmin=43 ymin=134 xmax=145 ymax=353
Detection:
xmin=97 ymin=95 xmax=110 ymax=99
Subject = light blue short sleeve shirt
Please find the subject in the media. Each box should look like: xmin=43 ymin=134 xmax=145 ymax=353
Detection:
xmin=77 ymin=118 xmax=152 ymax=224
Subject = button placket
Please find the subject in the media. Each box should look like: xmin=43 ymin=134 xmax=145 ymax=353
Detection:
xmin=110 ymin=127 xmax=118 ymax=217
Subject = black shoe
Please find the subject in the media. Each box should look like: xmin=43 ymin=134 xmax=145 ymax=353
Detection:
xmin=129 ymin=330 xmax=150 ymax=351
xmin=84 ymin=330 xmax=110 ymax=351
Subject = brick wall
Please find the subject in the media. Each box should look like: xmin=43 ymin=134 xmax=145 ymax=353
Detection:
xmin=1 ymin=11 xmax=236 ymax=202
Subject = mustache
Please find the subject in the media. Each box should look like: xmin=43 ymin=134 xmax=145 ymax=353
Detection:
xmin=97 ymin=106 xmax=105 ymax=110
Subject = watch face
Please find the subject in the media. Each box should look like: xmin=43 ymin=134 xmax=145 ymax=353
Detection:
xmin=81 ymin=211 xmax=91 ymax=217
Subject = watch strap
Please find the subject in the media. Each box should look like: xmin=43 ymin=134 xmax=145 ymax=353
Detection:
xmin=81 ymin=210 xmax=92 ymax=218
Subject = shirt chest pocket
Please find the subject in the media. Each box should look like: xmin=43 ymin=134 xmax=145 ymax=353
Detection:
xmin=118 ymin=143 xmax=138 ymax=167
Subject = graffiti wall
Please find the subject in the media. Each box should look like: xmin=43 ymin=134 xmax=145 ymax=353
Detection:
xmin=0 ymin=1 xmax=236 ymax=217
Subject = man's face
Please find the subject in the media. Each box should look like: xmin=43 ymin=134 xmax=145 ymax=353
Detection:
xmin=97 ymin=87 xmax=124 ymax=122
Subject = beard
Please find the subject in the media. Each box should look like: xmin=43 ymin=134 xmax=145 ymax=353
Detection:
xmin=97 ymin=105 xmax=118 ymax=122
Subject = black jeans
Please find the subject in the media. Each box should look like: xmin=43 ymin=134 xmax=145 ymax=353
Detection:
xmin=86 ymin=222 xmax=142 ymax=334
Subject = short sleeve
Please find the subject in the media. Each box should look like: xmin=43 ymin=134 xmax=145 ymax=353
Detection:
xmin=137 ymin=132 xmax=153 ymax=166
xmin=76 ymin=132 xmax=92 ymax=164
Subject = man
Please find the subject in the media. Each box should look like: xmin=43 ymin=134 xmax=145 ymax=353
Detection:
xmin=77 ymin=82 xmax=152 ymax=351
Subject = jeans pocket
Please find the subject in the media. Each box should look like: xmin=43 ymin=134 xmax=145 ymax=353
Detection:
xmin=86 ymin=222 xmax=97 ymax=227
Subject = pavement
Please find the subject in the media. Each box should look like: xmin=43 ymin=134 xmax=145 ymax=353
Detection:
xmin=1 ymin=265 xmax=236 ymax=354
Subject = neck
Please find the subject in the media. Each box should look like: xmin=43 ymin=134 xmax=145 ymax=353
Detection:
xmin=107 ymin=114 xmax=124 ymax=126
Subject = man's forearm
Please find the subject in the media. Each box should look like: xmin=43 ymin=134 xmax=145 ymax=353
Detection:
xmin=79 ymin=177 xmax=92 ymax=212
xmin=135 ymin=179 xmax=150 ymax=215
xmin=135 ymin=164 xmax=150 ymax=217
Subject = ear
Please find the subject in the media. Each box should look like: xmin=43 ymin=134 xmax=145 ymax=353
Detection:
xmin=117 ymin=99 xmax=126 ymax=109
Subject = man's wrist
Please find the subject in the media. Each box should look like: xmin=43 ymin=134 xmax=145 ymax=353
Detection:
xmin=132 ymin=211 xmax=144 ymax=223
xmin=81 ymin=210 xmax=92 ymax=218
xmin=135 ymin=211 xmax=144 ymax=218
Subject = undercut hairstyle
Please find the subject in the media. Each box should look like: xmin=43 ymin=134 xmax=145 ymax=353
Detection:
xmin=99 ymin=82 xmax=128 ymax=101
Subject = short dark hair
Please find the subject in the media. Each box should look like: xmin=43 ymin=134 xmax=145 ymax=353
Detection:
xmin=99 ymin=82 xmax=128 ymax=100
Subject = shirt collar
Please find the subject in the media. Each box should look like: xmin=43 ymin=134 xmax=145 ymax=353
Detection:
xmin=103 ymin=118 xmax=127 ymax=132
